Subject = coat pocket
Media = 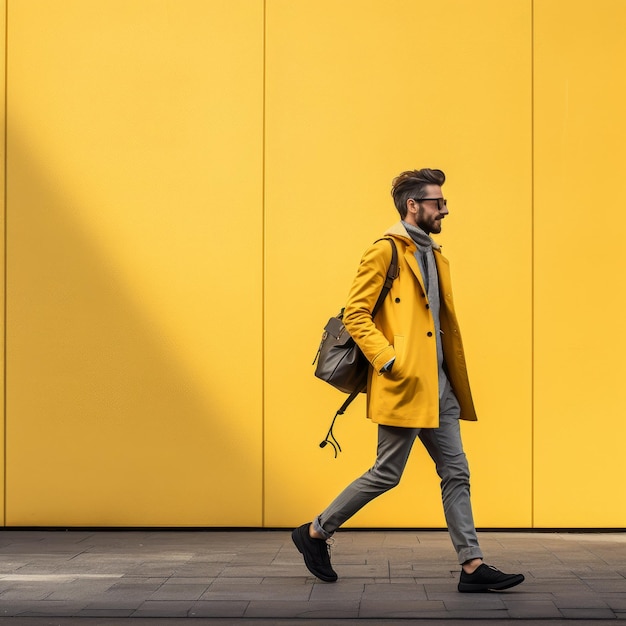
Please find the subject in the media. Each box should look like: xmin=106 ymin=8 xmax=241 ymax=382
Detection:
xmin=389 ymin=335 xmax=405 ymax=378
xmin=370 ymin=333 xmax=421 ymax=419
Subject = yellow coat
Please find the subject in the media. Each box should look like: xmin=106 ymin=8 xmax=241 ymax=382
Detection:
xmin=343 ymin=221 xmax=478 ymax=428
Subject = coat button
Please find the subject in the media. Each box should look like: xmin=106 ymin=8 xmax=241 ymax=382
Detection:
xmin=425 ymin=304 xmax=430 ymax=309
xmin=395 ymin=297 xmax=401 ymax=303
xmin=427 ymin=331 xmax=433 ymax=337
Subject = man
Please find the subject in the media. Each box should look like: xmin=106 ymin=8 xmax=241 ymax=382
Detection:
xmin=293 ymin=168 xmax=524 ymax=593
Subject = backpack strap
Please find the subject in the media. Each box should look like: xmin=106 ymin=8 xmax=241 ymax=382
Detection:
xmin=372 ymin=237 xmax=398 ymax=318
xmin=319 ymin=385 xmax=362 ymax=456
xmin=319 ymin=237 xmax=398 ymax=457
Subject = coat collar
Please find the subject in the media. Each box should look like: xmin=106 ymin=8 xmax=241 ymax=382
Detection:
xmin=383 ymin=221 xmax=448 ymax=297
xmin=384 ymin=221 xmax=442 ymax=250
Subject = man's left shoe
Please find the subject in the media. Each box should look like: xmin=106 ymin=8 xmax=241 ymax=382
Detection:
xmin=291 ymin=523 xmax=338 ymax=582
xmin=458 ymin=563 xmax=525 ymax=592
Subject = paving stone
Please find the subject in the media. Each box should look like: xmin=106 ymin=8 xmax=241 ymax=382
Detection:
xmin=187 ymin=600 xmax=248 ymax=617
xmin=168 ymin=563 xmax=227 ymax=576
xmin=552 ymin=593 xmax=612 ymax=609
xmin=77 ymin=609 xmax=135 ymax=617
xmin=224 ymin=564 xmax=307 ymax=577
xmin=361 ymin=581 xmax=428 ymax=601
xmin=444 ymin=608 xmax=511 ymax=619
xmin=584 ymin=578 xmax=626 ymax=592
xmin=503 ymin=599 xmax=562 ymax=618
xmin=82 ymin=598 xmax=144 ymax=611
xmin=209 ymin=577 xmax=264 ymax=586
xmin=130 ymin=603 xmax=190 ymax=618
xmin=11 ymin=601 xmax=89 ymax=617
xmin=521 ymin=578 xmax=591 ymax=592
xmin=244 ymin=599 xmax=360 ymax=618
xmin=308 ymin=581 xmax=364 ymax=602
xmin=559 ymin=607 xmax=620 ymax=619
xmin=149 ymin=582 xmax=210 ymax=600
xmin=359 ymin=598 xmax=447 ymax=617
xmin=327 ymin=562 xmax=391 ymax=578
xmin=40 ymin=581 xmax=122 ymax=601
xmin=0 ymin=603 xmax=32 ymax=617
xmin=602 ymin=595 xmax=626 ymax=610
xmin=442 ymin=596 xmax=509 ymax=611
xmin=0 ymin=584 xmax=54 ymax=601
xmin=200 ymin=585 xmax=312 ymax=602
xmin=105 ymin=577 xmax=167 ymax=592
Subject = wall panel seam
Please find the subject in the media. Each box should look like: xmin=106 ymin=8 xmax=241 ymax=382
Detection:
xmin=2 ymin=0 xmax=7 ymax=528
xmin=530 ymin=0 xmax=535 ymax=529
xmin=261 ymin=0 xmax=267 ymax=528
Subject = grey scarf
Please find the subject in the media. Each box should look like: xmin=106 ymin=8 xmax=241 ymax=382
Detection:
xmin=402 ymin=221 xmax=448 ymax=398
xmin=402 ymin=222 xmax=436 ymax=292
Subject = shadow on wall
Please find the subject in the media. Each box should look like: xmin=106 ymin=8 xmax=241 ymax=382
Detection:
xmin=5 ymin=136 xmax=263 ymax=527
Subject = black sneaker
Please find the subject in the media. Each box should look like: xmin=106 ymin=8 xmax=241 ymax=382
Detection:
xmin=458 ymin=563 xmax=525 ymax=592
xmin=291 ymin=523 xmax=338 ymax=582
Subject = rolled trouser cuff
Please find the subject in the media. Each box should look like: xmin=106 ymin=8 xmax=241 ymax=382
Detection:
xmin=312 ymin=515 xmax=333 ymax=540
xmin=458 ymin=547 xmax=484 ymax=565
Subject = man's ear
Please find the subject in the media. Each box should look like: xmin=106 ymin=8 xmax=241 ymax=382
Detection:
xmin=406 ymin=197 xmax=417 ymax=216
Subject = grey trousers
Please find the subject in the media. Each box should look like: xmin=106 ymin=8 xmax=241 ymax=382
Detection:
xmin=313 ymin=384 xmax=484 ymax=565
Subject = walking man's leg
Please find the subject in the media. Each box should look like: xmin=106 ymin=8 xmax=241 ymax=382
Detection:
xmin=292 ymin=424 xmax=418 ymax=581
xmin=418 ymin=385 xmax=482 ymax=564
xmin=419 ymin=384 xmax=525 ymax=592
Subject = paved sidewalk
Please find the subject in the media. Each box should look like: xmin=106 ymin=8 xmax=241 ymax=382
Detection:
xmin=0 ymin=529 xmax=624 ymax=623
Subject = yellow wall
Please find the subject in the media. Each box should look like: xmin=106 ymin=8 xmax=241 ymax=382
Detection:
xmin=6 ymin=0 xmax=264 ymax=525
xmin=2 ymin=0 xmax=624 ymax=528
xmin=533 ymin=0 xmax=626 ymax=527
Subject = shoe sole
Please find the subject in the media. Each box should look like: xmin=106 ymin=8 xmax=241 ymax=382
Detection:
xmin=291 ymin=529 xmax=338 ymax=583
xmin=458 ymin=573 xmax=525 ymax=593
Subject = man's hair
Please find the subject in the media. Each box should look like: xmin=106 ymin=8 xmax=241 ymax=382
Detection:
xmin=391 ymin=168 xmax=446 ymax=218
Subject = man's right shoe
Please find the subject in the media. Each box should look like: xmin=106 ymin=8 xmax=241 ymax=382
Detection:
xmin=291 ymin=523 xmax=338 ymax=582
xmin=458 ymin=563 xmax=525 ymax=592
